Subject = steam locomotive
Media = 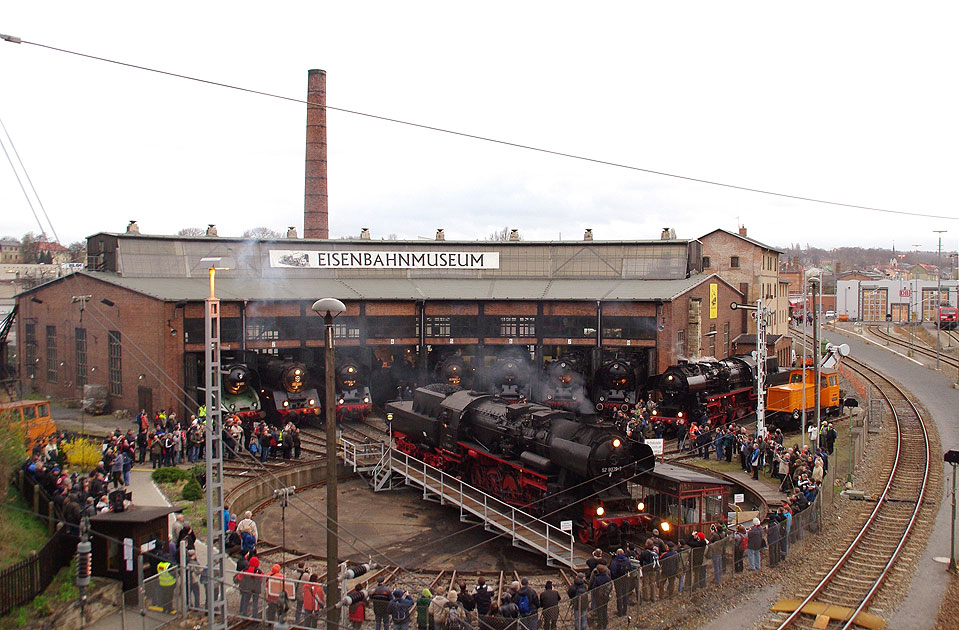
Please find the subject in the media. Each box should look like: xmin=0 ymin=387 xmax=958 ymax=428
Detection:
xmin=592 ymin=357 xmax=640 ymax=416
xmin=257 ymin=359 xmax=321 ymax=422
xmin=219 ymin=363 xmax=264 ymax=420
xmin=335 ymin=359 xmax=372 ymax=421
xmin=653 ymin=355 xmax=780 ymax=428
xmin=537 ymin=353 xmax=589 ymax=411
xmin=432 ymin=354 xmax=473 ymax=389
xmin=386 ymin=387 xmax=656 ymax=545
xmin=485 ymin=352 xmax=533 ymax=402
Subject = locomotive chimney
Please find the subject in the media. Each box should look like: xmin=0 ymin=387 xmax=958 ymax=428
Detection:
xmin=304 ymin=69 xmax=329 ymax=239
xmin=436 ymin=228 xmax=445 ymax=241
xmin=509 ymin=229 xmax=520 ymax=241
xmin=584 ymin=228 xmax=593 ymax=241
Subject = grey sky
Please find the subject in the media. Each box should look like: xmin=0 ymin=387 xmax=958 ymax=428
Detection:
xmin=1 ymin=2 xmax=957 ymax=251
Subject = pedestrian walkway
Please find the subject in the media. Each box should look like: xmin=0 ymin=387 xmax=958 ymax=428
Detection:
xmin=721 ymin=469 xmax=785 ymax=516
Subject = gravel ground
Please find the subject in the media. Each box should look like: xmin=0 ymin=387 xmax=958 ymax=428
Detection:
xmin=934 ymin=571 xmax=959 ymax=629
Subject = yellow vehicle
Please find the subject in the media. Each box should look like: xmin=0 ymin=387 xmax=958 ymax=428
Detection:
xmin=0 ymin=399 xmax=57 ymax=453
xmin=766 ymin=369 xmax=841 ymax=423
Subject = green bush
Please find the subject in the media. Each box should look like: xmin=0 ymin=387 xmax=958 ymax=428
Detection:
xmin=151 ymin=467 xmax=189 ymax=483
xmin=181 ymin=476 xmax=203 ymax=501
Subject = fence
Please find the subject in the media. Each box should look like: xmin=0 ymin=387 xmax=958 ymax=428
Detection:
xmin=0 ymin=524 xmax=75 ymax=615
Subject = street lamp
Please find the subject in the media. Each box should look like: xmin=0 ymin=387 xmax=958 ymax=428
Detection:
xmin=311 ymin=297 xmax=347 ymax=630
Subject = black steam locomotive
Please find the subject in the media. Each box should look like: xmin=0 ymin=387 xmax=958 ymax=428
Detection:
xmin=537 ymin=353 xmax=589 ymax=412
xmin=257 ymin=359 xmax=321 ymax=422
xmin=386 ymin=387 xmax=656 ymax=545
xmin=592 ymin=357 xmax=640 ymax=416
xmin=432 ymin=354 xmax=473 ymax=389
xmin=485 ymin=351 xmax=533 ymax=402
xmin=654 ymin=354 xmax=779 ymax=428
xmin=335 ymin=359 xmax=372 ymax=421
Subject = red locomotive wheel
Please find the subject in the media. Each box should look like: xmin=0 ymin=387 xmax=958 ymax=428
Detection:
xmin=576 ymin=524 xmax=593 ymax=545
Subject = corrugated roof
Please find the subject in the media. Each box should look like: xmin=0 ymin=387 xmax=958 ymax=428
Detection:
xmin=79 ymin=271 xmax=735 ymax=302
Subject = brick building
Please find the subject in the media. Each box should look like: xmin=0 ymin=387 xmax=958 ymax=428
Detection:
xmin=16 ymin=230 xmax=746 ymax=416
xmin=699 ymin=227 xmax=791 ymax=366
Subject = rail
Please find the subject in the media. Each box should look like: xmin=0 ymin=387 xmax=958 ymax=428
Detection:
xmin=774 ymin=335 xmax=930 ymax=629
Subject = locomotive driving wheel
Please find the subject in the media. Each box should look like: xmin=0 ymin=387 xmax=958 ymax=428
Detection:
xmin=576 ymin=522 xmax=593 ymax=545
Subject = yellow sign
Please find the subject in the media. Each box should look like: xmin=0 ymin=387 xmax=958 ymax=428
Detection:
xmin=709 ymin=283 xmax=718 ymax=319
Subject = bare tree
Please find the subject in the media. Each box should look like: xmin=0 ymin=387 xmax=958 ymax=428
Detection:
xmin=177 ymin=227 xmax=205 ymax=237
xmin=67 ymin=241 xmax=86 ymax=263
xmin=242 ymin=227 xmax=283 ymax=239
xmin=486 ymin=226 xmax=518 ymax=241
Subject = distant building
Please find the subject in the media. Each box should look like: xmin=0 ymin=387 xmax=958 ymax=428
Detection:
xmin=699 ymin=227 xmax=791 ymax=366
xmin=0 ymin=240 xmax=21 ymax=264
xmin=36 ymin=242 xmax=71 ymax=265
xmin=908 ymin=263 xmax=939 ymax=282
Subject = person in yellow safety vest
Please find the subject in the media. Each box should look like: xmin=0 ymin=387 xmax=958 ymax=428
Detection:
xmin=198 ymin=405 xmax=207 ymax=422
xmin=157 ymin=560 xmax=177 ymax=614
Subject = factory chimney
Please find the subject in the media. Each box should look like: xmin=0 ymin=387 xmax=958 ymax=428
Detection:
xmin=304 ymin=69 xmax=329 ymax=239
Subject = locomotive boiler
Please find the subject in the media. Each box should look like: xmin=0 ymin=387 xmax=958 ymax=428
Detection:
xmin=257 ymin=359 xmax=321 ymax=422
xmin=386 ymin=387 xmax=656 ymax=545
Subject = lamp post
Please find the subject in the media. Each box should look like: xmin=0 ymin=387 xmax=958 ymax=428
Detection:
xmin=935 ymin=231 xmax=948 ymax=369
xmin=312 ymin=297 xmax=347 ymax=630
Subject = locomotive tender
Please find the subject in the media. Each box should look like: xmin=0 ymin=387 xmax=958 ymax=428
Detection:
xmin=386 ymin=387 xmax=656 ymax=545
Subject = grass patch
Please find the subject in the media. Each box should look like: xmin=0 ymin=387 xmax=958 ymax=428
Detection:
xmin=157 ymin=480 xmax=208 ymax=537
xmin=0 ymin=487 xmax=49 ymax=570
xmin=0 ymin=559 xmax=83 ymax=629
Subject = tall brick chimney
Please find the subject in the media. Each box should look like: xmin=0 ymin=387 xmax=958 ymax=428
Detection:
xmin=738 ymin=225 xmax=747 ymax=236
xmin=304 ymin=69 xmax=329 ymax=239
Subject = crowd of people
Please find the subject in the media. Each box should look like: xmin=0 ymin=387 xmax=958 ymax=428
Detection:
xmin=216 ymin=492 xmax=817 ymax=630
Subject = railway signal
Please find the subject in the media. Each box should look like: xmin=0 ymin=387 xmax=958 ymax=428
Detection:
xmin=945 ymin=449 xmax=959 ymax=574
xmin=730 ymin=299 xmax=772 ymax=438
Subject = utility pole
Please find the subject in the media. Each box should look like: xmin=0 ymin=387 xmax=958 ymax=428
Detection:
xmin=801 ymin=280 xmax=808 ymax=449
xmin=813 ymin=277 xmax=822 ymax=448
xmin=202 ymin=259 xmax=227 ymax=630
xmin=729 ymin=299 xmax=769 ymax=438
xmin=935 ymin=231 xmax=948 ymax=369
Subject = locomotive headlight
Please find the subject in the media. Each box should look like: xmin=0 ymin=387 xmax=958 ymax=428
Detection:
xmin=338 ymin=398 xmax=345 ymax=405
xmin=612 ymin=438 xmax=622 ymax=448
xmin=677 ymin=411 xmax=684 ymax=418
xmin=282 ymin=400 xmax=290 ymax=407
xmin=596 ymin=506 xmax=605 ymax=516
xmin=230 ymin=404 xmax=236 ymax=411
xmin=652 ymin=410 xmax=658 ymax=416
xmin=363 ymin=396 xmax=370 ymax=404
xmin=599 ymin=396 xmax=605 ymax=402
xmin=666 ymin=374 xmax=674 ymax=381
xmin=308 ymin=398 xmax=316 ymax=406
xmin=660 ymin=521 xmax=670 ymax=532
xmin=348 ymin=366 xmax=355 ymax=373
xmin=636 ymin=501 xmax=645 ymax=512
xmin=294 ymin=369 xmax=302 ymax=376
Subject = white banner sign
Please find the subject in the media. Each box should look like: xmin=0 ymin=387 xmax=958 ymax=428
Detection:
xmin=560 ymin=520 xmax=573 ymax=532
xmin=734 ymin=493 xmax=745 ymax=504
xmin=646 ymin=438 xmax=664 ymax=456
xmin=270 ymin=250 xmax=500 ymax=270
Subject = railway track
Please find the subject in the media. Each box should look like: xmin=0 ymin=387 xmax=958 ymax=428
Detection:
xmin=865 ymin=325 xmax=959 ymax=370
xmin=761 ymin=354 xmax=930 ymax=630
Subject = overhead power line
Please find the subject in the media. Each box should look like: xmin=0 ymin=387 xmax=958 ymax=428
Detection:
xmin=2 ymin=33 xmax=955 ymax=222
xmin=0 ymin=114 xmax=60 ymax=243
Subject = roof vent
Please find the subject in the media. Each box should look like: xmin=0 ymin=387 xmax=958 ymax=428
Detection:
xmin=126 ymin=220 xmax=140 ymax=234
xmin=661 ymin=227 xmax=676 ymax=240
xmin=584 ymin=228 xmax=593 ymax=241
xmin=206 ymin=224 xmax=218 ymax=237
xmin=286 ymin=227 xmax=299 ymax=239
xmin=360 ymin=228 xmax=371 ymax=240
xmin=436 ymin=229 xmax=445 ymax=241
xmin=509 ymin=229 xmax=520 ymax=241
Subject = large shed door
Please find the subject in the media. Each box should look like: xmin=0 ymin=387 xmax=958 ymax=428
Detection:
xmin=861 ymin=288 xmax=887 ymax=322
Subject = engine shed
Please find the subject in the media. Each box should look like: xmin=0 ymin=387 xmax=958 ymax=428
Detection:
xmin=632 ymin=463 xmax=732 ymax=541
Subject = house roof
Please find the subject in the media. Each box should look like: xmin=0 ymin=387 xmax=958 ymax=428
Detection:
xmin=20 ymin=270 xmax=743 ymax=303
xmin=699 ymin=229 xmax=785 ymax=255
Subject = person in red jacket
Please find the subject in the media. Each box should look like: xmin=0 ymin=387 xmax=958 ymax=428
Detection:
xmin=348 ymin=583 xmax=368 ymax=630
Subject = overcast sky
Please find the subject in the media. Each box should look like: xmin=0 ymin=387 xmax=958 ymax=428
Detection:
xmin=1 ymin=3 xmax=957 ymax=252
